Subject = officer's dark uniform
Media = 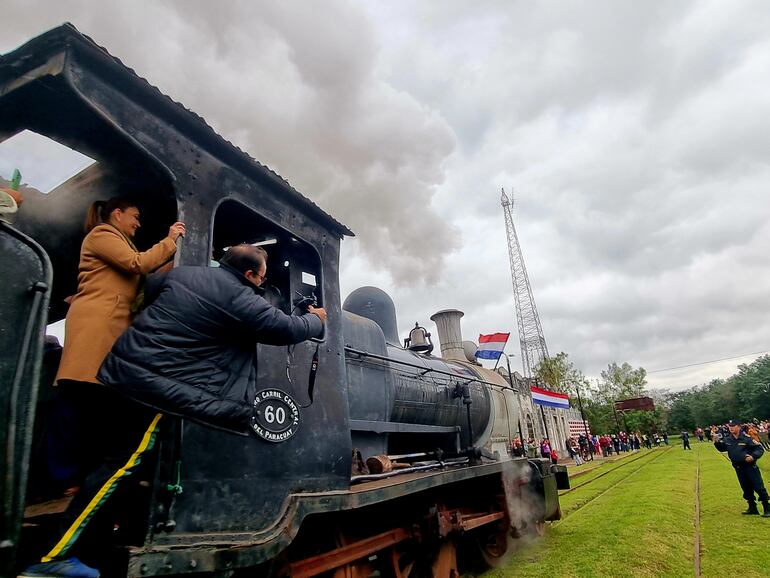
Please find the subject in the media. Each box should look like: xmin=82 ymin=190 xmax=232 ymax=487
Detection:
xmin=714 ymin=426 xmax=770 ymax=517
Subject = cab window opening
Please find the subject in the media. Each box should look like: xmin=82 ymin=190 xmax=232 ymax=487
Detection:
xmin=212 ymin=199 xmax=323 ymax=314
xmin=1 ymin=130 xmax=177 ymax=327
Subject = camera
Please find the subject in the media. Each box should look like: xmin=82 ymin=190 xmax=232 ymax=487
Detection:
xmin=293 ymin=291 xmax=318 ymax=313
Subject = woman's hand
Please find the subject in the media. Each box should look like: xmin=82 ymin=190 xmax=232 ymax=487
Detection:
xmin=167 ymin=221 xmax=186 ymax=241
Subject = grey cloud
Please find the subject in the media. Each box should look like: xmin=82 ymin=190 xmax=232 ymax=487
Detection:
xmin=2 ymin=0 xmax=458 ymax=284
xmin=5 ymin=2 xmax=770 ymax=392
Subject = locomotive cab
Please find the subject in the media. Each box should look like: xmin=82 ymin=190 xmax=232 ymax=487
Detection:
xmin=1 ymin=23 xmax=353 ymax=576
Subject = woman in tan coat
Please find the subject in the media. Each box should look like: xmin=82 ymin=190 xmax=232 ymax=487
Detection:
xmin=25 ymin=199 xmax=184 ymax=573
xmin=55 ymin=198 xmax=185 ymax=385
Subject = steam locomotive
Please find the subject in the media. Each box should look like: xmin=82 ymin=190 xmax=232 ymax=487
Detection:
xmin=0 ymin=24 xmax=567 ymax=578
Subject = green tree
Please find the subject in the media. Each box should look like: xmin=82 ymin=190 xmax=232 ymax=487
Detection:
xmin=533 ymin=352 xmax=588 ymax=394
xmin=623 ymin=409 xmax=664 ymax=435
xmin=734 ymin=355 xmax=770 ymax=420
xmin=582 ymin=396 xmax=617 ymax=434
xmin=662 ymin=356 xmax=770 ymax=431
xmin=596 ymin=361 xmax=647 ymax=404
xmin=667 ymin=391 xmax=695 ymax=431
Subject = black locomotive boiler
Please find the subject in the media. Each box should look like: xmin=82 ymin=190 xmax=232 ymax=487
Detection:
xmin=0 ymin=24 xmax=567 ymax=578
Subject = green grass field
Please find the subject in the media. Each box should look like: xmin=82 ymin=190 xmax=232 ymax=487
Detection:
xmin=483 ymin=441 xmax=770 ymax=577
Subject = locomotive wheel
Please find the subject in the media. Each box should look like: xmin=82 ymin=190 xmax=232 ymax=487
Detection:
xmin=431 ymin=539 xmax=458 ymax=578
xmin=388 ymin=546 xmax=415 ymax=578
xmin=526 ymin=518 xmax=546 ymax=537
xmin=384 ymin=534 xmax=463 ymax=578
xmin=471 ymin=517 xmax=544 ymax=569
xmin=331 ymin=528 xmax=376 ymax=578
xmin=386 ymin=540 xmax=456 ymax=578
xmin=475 ymin=527 xmax=514 ymax=568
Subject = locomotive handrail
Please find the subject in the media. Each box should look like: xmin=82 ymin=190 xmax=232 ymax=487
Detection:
xmin=343 ymin=346 xmax=519 ymax=393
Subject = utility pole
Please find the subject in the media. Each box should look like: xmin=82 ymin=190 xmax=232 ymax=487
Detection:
xmin=540 ymin=405 xmax=551 ymax=442
xmin=501 ymin=188 xmax=549 ymax=378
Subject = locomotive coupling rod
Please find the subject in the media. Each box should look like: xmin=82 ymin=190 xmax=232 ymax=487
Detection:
xmin=460 ymin=511 xmax=506 ymax=532
xmin=436 ymin=507 xmax=506 ymax=536
xmin=288 ymin=528 xmax=410 ymax=578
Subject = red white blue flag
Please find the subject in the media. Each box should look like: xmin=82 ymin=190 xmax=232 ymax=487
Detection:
xmin=531 ymin=385 xmax=570 ymax=409
xmin=475 ymin=332 xmax=510 ymax=360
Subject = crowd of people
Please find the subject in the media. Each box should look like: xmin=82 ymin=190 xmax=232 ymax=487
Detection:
xmin=509 ymin=430 xmax=670 ymax=466
xmin=508 ymin=418 xmax=770 ymax=521
xmin=694 ymin=420 xmax=770 ymax=450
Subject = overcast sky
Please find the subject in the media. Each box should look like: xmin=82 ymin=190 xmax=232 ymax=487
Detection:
xmin=3 ymin=1 xmax=769 ymax=392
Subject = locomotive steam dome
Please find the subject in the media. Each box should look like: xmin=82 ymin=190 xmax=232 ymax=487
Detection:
xmin=342 ymin=286 xmax=400 ymax=344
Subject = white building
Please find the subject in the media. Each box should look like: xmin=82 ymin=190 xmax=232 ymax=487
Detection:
xmin=499 ymin=367 xmax=588 ymax=456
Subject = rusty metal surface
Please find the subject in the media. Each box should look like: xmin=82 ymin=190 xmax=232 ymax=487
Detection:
xmin=430 ymin=540 xmax=457 ymax=578
xmin=459 ymin=511 xmax=505 ymax=532
xmin=23 ymin=495 xmax=72 ymax=519
xmin=365 ymin=455 xmax=393 ymax=474
xmin=288 ymin=528 xmax=409 ymax=578
xmin=435 ymin=507 xmax=505 ymax=537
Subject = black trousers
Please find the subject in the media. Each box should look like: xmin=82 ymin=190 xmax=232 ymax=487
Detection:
xmin=41 ymin=382 xmax=161 ymax=562
xmin=736 ymin=464 xmax=770 ymax=504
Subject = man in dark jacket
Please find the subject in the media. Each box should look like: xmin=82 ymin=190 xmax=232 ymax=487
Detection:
xmin=714 ymin=419 xmax=770 ymax=517
xmin=98 ymin=243 xmax=325 ymax=431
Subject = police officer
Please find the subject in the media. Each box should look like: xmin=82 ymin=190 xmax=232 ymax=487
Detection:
xmin=714 ymin=419 xmax=770 ymax=517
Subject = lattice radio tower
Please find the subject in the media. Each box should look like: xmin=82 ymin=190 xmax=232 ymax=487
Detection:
xmin=501 ymin=188 xmax=549 ymax=378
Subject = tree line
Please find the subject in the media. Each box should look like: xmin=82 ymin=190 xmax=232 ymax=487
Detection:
xmin=666 ymin=354 xmax=770 ymax=430
xmin=532 ymin=353 xmax=770 ymax=435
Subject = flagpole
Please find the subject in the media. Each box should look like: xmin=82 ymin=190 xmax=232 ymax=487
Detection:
xmin=501 ymin=353 xmax=525 ymax=446
xmin=491 ymin=334 xmax=510 ymax=370
xmin=504 ymin=353 xmax=515 ymax=391
xmin=540 ymin=403 xmax=551 ymax=442
xmin=504 ymin=354 xmax=523 ymax=432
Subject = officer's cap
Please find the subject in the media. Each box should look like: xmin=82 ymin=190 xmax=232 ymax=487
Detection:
xmin=726 ymin=419 xmax=742 ymax=427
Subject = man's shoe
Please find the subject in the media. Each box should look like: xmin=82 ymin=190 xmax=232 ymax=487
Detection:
xmin=742 ymin=502 xmax=760 ymax=515
xmin=762 ymin=501 xmax=770 ymax=518
xmin=18 ymin=557 xmax=99 ymax=578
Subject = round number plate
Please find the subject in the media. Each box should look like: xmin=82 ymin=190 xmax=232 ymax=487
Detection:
xmin=250 ymin=389 xmax=301 ymax=443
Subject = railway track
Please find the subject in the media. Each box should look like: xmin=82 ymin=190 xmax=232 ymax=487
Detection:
xmin=694 ymin=446 xmax=702 ymax=578
xmin=563 ymin=447 xmax=670 ymax=494
xmin=555 ymin=446 xmax=673 ymax=521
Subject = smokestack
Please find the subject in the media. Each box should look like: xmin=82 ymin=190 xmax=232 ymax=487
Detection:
xmin=429 ymin=309 xmax=465 ymax=361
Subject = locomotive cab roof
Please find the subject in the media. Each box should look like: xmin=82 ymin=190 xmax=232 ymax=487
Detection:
xmin=1 ymin=23 xmax=352 ymax=321
xmin=0 ymin=22 xmax=352 ymax=239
